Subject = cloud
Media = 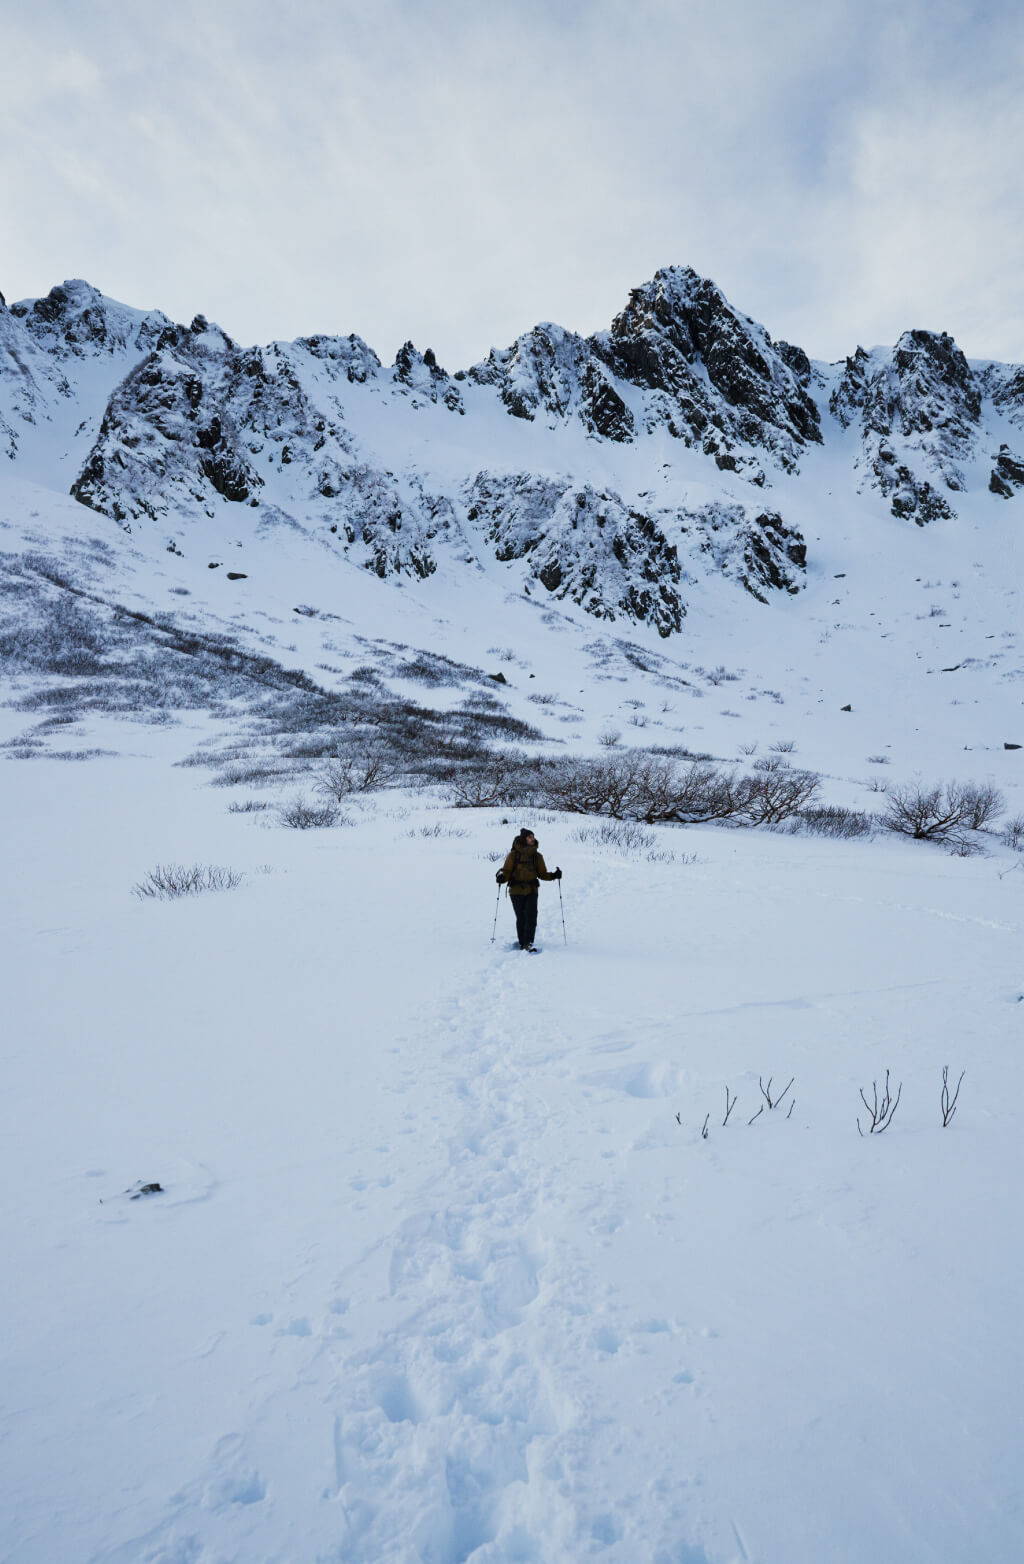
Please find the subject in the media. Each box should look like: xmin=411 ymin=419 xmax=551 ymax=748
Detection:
xmin=2 ymin=0 xmax=1023 ymax=365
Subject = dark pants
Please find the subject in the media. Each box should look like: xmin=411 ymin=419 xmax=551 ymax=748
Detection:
xmin=510 ymin=890 xmax=538 ymax=948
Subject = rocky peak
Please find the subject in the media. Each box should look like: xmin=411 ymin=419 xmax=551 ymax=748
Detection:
xmin=467 ymin=322 xmax=634 ymax=441
xmin=392 ymin=342 xmax=464 ymax=412
xmin=297 ymin=333 xmax=382 ymax=384
xmin=10 ymin=280 xmax=172 ymax=360
xmin=830 ymin=329 xmax=981 ymax=523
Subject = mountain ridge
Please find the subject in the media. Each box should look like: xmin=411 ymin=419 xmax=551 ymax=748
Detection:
xmin=3 ymin=266 xmax=1023 ymax=636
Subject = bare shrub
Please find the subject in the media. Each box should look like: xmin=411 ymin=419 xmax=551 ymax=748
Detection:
xmin=737 ymin=767 xmax=821 ymax=825
xmin=406 ymin=823 xmax=469 ymax=838
xmin=442 ymin=752 xmax=534 ymax=808
xmin=797 ymin=806 xmax=875 ymax=839
xmin=864 ymin=775 xmax=889 ymax=794
xmin=134 ymin=864 xmax=243 ymax=900
xmin=959 ymin=781 xmax=1004 ymax=831
xmin=738 ymin=741 xmax=758 ymax=756
xmin=317 ymin=746 xmax=403 ymax=800
xmin=770 ymin=738 xmax=797 ymax=753
xmin=857 ymin=1070 xmax=901 ymax=1135
xmin=227 ymin=799 xmax=270 ymax=813
xmin=747 ymin=1075 xmax=795 ymax=1124
xmin=278 ymin=797 xmax=344 ymax=829
xmin=947 ymin=835 xmax=988 ymax=858
xmin=883 ymin=780 xmax=1004 ymax=841
xmin=1002 ymin=816 xmax=1024 ymax=851
xmin=941 ymin=1066 xmax=965 ymax=1127
xmin=571 ymin=820 xmax=656 ymax=855
xmin=538 ymin=755 xmax=744 ymax=824
xmin=866 ymin=754 xmax=891 ymax=765
xmin=210 ymin=761 xmax=293 ymax=788
xmin=597 ymin=727 xmax=622 ymax=748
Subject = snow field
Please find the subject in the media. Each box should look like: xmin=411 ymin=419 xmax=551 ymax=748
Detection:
xmin=3 ymin=730 xmax=1023 ymax=1563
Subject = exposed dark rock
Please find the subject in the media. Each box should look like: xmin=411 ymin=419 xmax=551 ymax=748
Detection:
xmin=989 ymin=444 xmax=1024 ymax=497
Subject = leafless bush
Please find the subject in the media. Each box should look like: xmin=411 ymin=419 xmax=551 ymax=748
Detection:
xmin=941 ymin=1066 xmax=965 ymax=1127
xmin=538 ymin=754 xmax=746 ymax=825
xmin=441 ymin=752 xmax=535 ymax=808
xmin=227 ymin=799 xmax=270 ymax=813
xmin=571 ymin=820 xmax=656 ymax=854
xmin=1002 ymin=816 xmax=1024 ymax=851
xmin=866 ymin=754 xmax=891 ymax=765
xmin=133 ymin=864 xmax=243 ymax=900
xmin=947 ymin=834 xmax=988 ymax=858
xmin=210 ymin=761 xmax=293 ymax=788
xmin=857 ymin=1070 xmax=902 ymax=1135
xmin=317 ymin=747 xmax=403 ymax=800
xmin=597 ymin=727 xmax=622 ymax=748
xmin=864 ymin=775 xmax=889 ymax=794
xmin=747 ymin=1075 xmax=795 ymax=1123
xmin=959 ymin=781 xmax=1005 ymax=831
xmin=737 ymin=767 xmax=821 ymax=825
xmin=883 ymin=781 xmax=1005 ymax=841
xmin=796 ymin=805 xmax=875 ymax=839
xmin=278 ymin=797 xmax=344 ymax=828
xmin=770 ymin=738 xmax=797 ymax=753
xmin=738 ymin=742 xmax=758 ymax=756
xmin=406 ymin=822 xmax=469 ymax=838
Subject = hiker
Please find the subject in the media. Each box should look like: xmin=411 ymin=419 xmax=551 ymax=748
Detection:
xmin=496 ymin=828 xmax=562 ymax=952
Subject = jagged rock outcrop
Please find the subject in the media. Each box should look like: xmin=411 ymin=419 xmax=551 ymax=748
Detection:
xmin=393 ymin=343 xmax=464 ymax=412
xmin=467 ymin=268 xmax=823 ymax=474
xmin=831 ymin=331 xmax=981 ymax=524
xmin=682 ymin=503 xmax=807 ymax=602
xmin=467 ymin=323 xmax=634 ymax=441
xmin=0 ymin=298 xmax=70 ymax=460
xmin=10 ymin=279 xmax=171 ymax=361
xmin=989 ymin=444 xmax=1024 ymax=497
xmin=593 ymin=267 xmax=822 ymax=472
xmin=465 ymin=472 xmax=684 ymax=635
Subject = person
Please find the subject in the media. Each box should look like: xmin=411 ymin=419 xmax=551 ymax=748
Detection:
xmin=495 ymin=828 xmax=562 ymax=952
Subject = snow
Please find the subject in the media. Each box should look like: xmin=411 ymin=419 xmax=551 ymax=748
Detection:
xmin=3 ymin=733 xmax=1023 ymax=1562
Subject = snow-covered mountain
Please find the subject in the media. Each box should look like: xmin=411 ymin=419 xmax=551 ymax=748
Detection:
xmin=4 ymin=266 xmax=1020 ymax=639
xmin=5 ymin=269 xmax=1024 ymax=1564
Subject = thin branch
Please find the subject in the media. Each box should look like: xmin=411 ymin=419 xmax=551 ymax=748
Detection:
xmin=941 ymin=1066 xmax=965 ymax=1127
xmin=700 ymin=1113 xmax=710 ymax=1141
xmin=723 ymin=1086 xmax=737 ymax=1126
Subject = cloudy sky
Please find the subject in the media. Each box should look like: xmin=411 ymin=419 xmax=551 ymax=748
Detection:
xmin=3 ymin=0 xmax=1023 ymax=367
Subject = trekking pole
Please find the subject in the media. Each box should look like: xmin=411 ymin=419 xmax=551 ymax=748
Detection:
xmin=558 ymin=877 xmax=567 ymax=945
xmin=490 ymin=883 xmax=502 ymax=943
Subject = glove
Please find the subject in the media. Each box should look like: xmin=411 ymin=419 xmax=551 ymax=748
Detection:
xmin=495 ymin=871 xmax=505 ymax=885
xmin=554 ymin=867 xmax=562 ymax=879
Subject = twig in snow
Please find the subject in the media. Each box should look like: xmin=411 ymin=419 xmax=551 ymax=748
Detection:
xmin=941 ymin=1065 xmax=965 ymax=1127
xmin=758 ymin=1075 xmax=795 ymax=1111
xmin=723 ymin=1086 xmax=738 ymax=1126
xmin=700 ymin=1114 xmax=710 ymax=1141
xmin=857 ymin=1069 xmax=902 ymax=1135
xmin=747 ymin=1103 xmax=764 ymax=1126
